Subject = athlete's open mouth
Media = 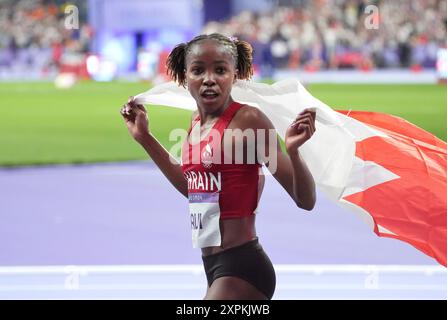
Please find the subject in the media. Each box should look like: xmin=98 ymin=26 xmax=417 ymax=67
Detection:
xmin=201 ymin=90 xmax=219 ymax=100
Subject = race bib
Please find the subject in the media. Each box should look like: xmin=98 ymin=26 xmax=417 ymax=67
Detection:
xmin=188 ymin=192 xmax=221 ymax=248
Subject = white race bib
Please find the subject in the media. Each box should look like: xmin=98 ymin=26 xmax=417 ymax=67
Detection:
xmin=188 ymin=192 xmax=221 ymax=248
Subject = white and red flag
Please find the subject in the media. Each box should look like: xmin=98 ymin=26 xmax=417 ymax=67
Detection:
xmin=134 ymin=79 xmax=447 ymax=267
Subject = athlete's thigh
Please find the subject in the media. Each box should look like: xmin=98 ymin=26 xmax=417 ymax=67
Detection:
xmin=204 ymin=276 xmax=267 ymax=300
xmin=203 ymin=286 xmax=211 ymax=300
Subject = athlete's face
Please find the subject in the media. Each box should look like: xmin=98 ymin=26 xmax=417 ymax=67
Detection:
xmin=185 ymin=39 xmax=238 ymax=113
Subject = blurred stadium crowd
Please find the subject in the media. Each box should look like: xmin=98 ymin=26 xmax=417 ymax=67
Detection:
xmin=204 ymin=0 xmax=447 ymax=71
xmin=0 ymin=0 xmax=446 ymax=79
xmin=0 ymin=0 xmax=91 ymax=78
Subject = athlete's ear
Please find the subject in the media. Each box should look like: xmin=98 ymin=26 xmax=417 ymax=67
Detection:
xmin=233 ymin=69 xmax=238 ymax=84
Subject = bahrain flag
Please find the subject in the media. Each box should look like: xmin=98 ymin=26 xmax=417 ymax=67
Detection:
xmin=338 ymin=110 xmax=447 ymax=267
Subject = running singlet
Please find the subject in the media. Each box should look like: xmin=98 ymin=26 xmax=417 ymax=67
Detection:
xmin=181 ymin=101 xmax=263 ymax=248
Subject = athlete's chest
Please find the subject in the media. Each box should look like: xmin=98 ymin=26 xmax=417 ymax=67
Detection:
xmin=186 ymin=121 xmax=257 ymax=165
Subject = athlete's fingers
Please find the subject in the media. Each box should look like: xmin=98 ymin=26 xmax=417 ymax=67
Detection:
xmin=126 ymin=106 xmax=136 ymax=117
xmin=120 ymin=105 xmax=128 ymax=116
xmin=120 ymin=105 xmax=132 ymax=122
xmin=292 ymin=115 xmax=313 ymax=129
xmin=299 ymin=110 xmax=316 ymax=122
xmin=129 ymin=102 xmax=145 ymax=112
xmin=126 ymin=103 xmax=137 ymax=115
xmin=305 ymin=113 xmax=316 ymax=133
xmin=294 ymin=120 xmax=315 ymax=138
xmin=291 ymin=118 xmax=306 ymax=129
xmin=297 ymin=123 xmax=312 ymax=138
xmin=310 ymin=110 xmax=316 ymax=122
xmin=293 ymin=114 xmax=315 ymax=133
xmin=304 ymin=123 xmax=313 ymax=137
xmin=294 ymin=111 xmax=314 ymax=122
xmin=294 ymin=122 xmax=307 ymax=135
xmin=300 ymin=108 xmax=316 ymax=117
xmin=297 ymin=109 xmax=316 ymax=126
xmin=302 ymin=108 xmax=316 ymax=116
xmin=126 ymin=101 xmax=146 ymax=115
xmin=292 ymin=115 xmax=308 ymax=127
xmin=303 ymin=109 xmax=316 ymax=130
xmin=135 ymin=104 xmax=146 ymax=113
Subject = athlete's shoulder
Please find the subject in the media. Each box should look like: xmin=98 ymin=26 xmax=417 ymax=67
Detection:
xmin=233 ymin=103 xmax=274 ymax=130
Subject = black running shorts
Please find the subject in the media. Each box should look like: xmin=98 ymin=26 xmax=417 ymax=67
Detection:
xmin=202 ymin=238 xmax=276 ymax=299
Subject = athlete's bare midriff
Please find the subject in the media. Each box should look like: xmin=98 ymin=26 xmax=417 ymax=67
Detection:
xmin=201 ymin=215 xmax=257 ymax=256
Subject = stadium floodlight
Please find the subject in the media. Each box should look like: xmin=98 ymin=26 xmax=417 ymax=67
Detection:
xmin=86 ymin=55 xmax=117 ymax=82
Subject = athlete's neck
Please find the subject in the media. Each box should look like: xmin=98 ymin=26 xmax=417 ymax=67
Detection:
xmin=197 ymin=97 xmax=234 ymax=125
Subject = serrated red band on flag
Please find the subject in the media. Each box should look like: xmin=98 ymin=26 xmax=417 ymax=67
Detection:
xmin=337 ymin=110 xmax=447 ymax=267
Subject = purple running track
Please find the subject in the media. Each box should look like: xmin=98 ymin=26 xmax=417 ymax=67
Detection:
xmin=0 ymin=161 xmax=437 ymax=266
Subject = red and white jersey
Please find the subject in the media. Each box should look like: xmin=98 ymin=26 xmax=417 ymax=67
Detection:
xmin=181 ymin=101 xmax=263 ymax=248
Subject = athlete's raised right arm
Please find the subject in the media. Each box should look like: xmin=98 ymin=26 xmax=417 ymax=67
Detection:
xmin=120 ymin=98 xmax=188 ymax=198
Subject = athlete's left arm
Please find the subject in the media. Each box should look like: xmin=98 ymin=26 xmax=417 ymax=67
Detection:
xmin=238 ymin=107 xmax=316 ymax=211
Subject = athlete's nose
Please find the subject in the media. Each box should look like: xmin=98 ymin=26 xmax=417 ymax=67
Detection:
xmin=202 ymin=71 xmax=216 ymax=86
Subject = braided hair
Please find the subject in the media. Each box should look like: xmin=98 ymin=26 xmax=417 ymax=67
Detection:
xmin=166 ymin=33 xmax=254 ymax=87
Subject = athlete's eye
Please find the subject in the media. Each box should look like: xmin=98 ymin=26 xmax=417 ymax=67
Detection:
xmin=216 ymin=67 xmax=226 ymax=74
xmin=191 ymin=68 xmax=202 ymax=75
